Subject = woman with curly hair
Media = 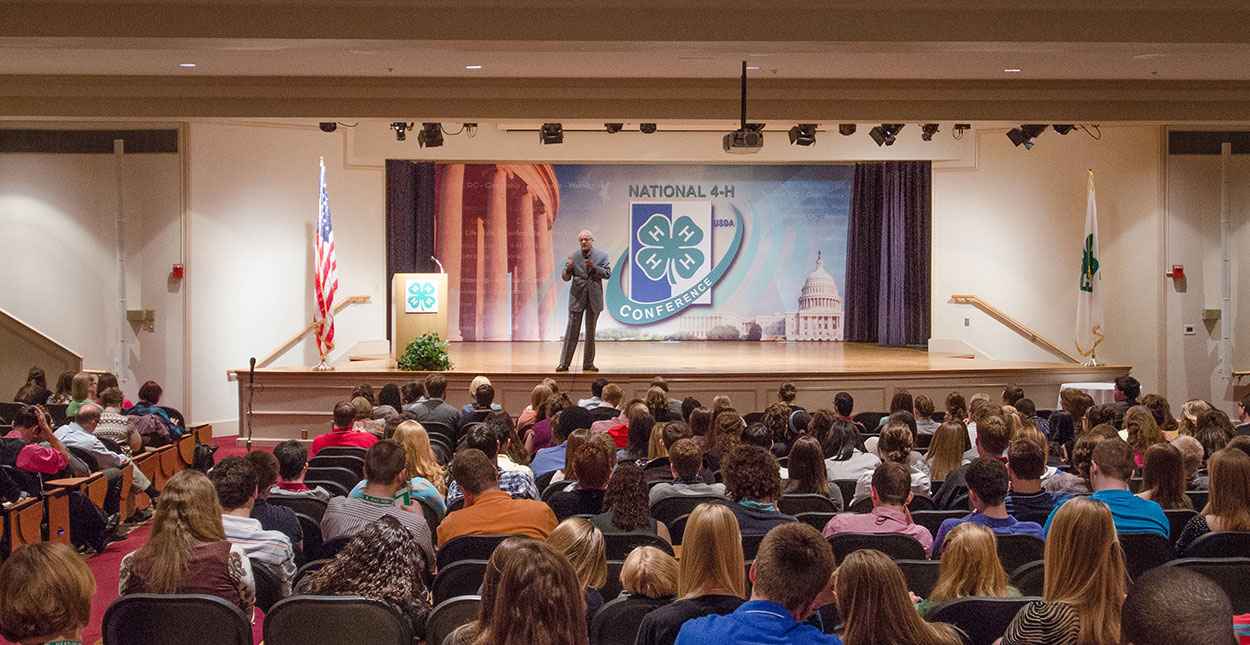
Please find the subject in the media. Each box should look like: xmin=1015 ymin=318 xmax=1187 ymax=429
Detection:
xmin=591 ymin=461 xmax=671 ymax=541
xmin=1141 ymin=394 xmax=1179 ymax=439
xmin=705 ymin=410 xmax=744 ymax=471
xmin=646 ymin=386 xmax=677 ymax=423
xmin=760 ymin=402 xmax=794 ymax=454
xmin=300 ymin=515 xmax=431 ymax=642
xmin=1177 ymin=399 xmax=1212 ymax=436
xmin=47 ymin=370 xmax=75 ymax=405
xmin=1124 ymin=406 xmax=1167 ymax=466
xmin=722 ymin=445 xmax=795 ymax=535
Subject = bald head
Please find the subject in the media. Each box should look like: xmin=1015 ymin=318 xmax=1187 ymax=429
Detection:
xmin=578 ymin=230 xmax=594 ymax=252
xmin=76 ymin=403 xmax=102 ymax=425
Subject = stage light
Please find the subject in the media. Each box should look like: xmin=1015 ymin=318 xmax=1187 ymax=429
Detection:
xmin=540 ymin=123 xmax=563 ymax=144
xmin=838 ymin=124 xmax=857 ymax=136
xmin=920 ymin=124 xmax=940 ymax=141
xmin=605 ymin=123 xmax=623 ymax=134
xmin=788 ymin=124 xmax=817 ymax=146
xmin=1052 ymin=124 xmax=1075 ymax=135
xmin=869 ymin=124 xmax=904 ymax=147
xmin=319 ymin=122 xmax=337 ymax=133
xmin=953 ymin=123 xmax=971 ymax=140
xmin=390 ymin=122 xmax=412 ymax=141
xmin=418 ymin=123 xmax=443 ymax=148
xmin=1006 ymin=124 xmax=1047 ymax=149
xmin=639 ymin=123 xmax=657 ymax=134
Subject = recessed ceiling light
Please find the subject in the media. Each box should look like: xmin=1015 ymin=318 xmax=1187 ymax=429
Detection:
xmin=179 ymin=63 xmax=196 ymax=67
xmin=465 ymin=65 xmax=482 ymax=70
xmin=1004 ymin=68 xmax=1021 ymax=73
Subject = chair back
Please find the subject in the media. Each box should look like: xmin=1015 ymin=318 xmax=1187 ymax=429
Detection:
xmin=1181 ymin=531 xmax=1250 ymax=559
xmin=832 ymin=479 xmax=859 ymax=504
xmin=308 ymin=454 xmax=365 ymax=478
xmin=313 ymin=446 xmax=368 ymax=459
xmin=304 ymin=466 xmax=362 ymax=497
xmin=895 ymin=559 xmax=942 ymax=597
xmin=828 ymin=532 xmax=926 ymax=564
xmin=1012 ymin=511 xmax=1052 ymax=526
xmin=438 ymin=534 xmax=522 ymax=569
xmin=928 ymin=596 xmax=1041 ymax=645
xmin=250 ymin=558 xmax=282 ymax=613
xmin=602 ymin=533 xmax=675 ymax=560
xmin=778 ymin=493 xmax=839 ymax=515
xmin=741 ymin=533 xmax=765 ymax=560
xmin=589 ymin=596 xmax=671 ymax=645
xmin=295 ymin=512 xmax=324 ymax=561
xmin=1008 ymin=560 xmax=1045 ymax=597
xmin=103 ymin=593 xmax=252 ymax=645
xmin=1187 ymin=489 xmax=1209 ymax=509
xmin=794 ymin=511 xmax=839 ymax=533
xmin=1163 ymin=508 xmax=1198 ymax=546
xmin=428 ymin=434 xmax=453 ymax=465
xmin=667 ymin=513 xmax=691 ymax=545
xmin=649 ymin=495 xmax=727 ymax=527
xmin=1166 ymin=557 xmax=1250 ymax=614
xmin=916 ymin=433 xmax=933 ymax=449
xmin=1119 ymin=531 xmax=1175 ymax=580
xmin=910 ymin=510 xmax=969 ymax=536
xmin=293 ymin=558 xmax=334 ymax=589
xmin=67 ymin=446 xmax=100 ymax=473
xmin=269 ymin=496 xmax=329 ymax=523
xmin=317 ymin=536 xmax=352 ymax=561
xmin=995 ymin=534 xmax=1045 ymax=575
xmin=853 ymin=412 xmax=888 ymax=429
xmin=413 ymin=495 xmax=443 ymax=533
xmin=426 ymin=596 xmax=481 ymax=645
xmin=908 ymin=494 xmax=936 ymax=511
xmin=432 ymin=559 xmax=488 ymax=606
xmin=599 ymin=559 xmax=626 ymax=601
xmin=542 ymin=479 xmax=575 ymax=502
xmin=422 ymin=421 xmax=456 ymax=444
xmin=264 ymin=595 xmax=412 ymax=645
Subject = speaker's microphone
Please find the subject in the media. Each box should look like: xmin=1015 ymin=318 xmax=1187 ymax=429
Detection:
xmin=249 ymin=357 xmax=256 ymax=385
xmin=582 ymin=249 xmax=590 ymax=260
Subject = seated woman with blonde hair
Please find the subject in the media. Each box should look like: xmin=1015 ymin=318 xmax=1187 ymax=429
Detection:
xmin=915 ymin=523 xmax=1020 ymax=618
xmin=621 ymin=546 xmax=680 ymax=601
xmin=547 ymin=517 xmax=609 ymax=631
xmin=0 ymin=542 xmax=95 ymax=645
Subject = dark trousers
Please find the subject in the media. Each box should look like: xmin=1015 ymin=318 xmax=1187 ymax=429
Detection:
xmin=559 ymin=309 xmax=599 ymax=368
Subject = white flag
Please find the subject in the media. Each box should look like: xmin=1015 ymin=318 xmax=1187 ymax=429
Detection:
xmin=1076 ymin=170 xmax=1104 ymax=360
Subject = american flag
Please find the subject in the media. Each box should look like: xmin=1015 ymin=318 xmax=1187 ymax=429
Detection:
xmin=314 ymin=157 xmax=338 ymax=357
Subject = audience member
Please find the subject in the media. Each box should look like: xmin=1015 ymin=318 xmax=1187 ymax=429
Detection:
xmin=782 ymin=436 xmax=844 ymax=509
xmin=914 ymin=394 xmax=940 ymax=435
xmin=1196 ymin=409 xmax=1237 ymax=461
xmin=677 ymin=523 xmax=839 ymax=645
xmin=64 ymin=372 xmax=96 ymax=417
xmin=837 ymin=549 xmax=961 ymax=645
xmin=400 ymin=380 xmax=425 ymax=411
xmin=351 ymin=419 xmax=447 ymax=512
xmin=300 ymin=515 xmax=431 ymax=641
xmin=408 ymin=373 xmax=460 ymax=431
xmin=516 ymin=382 xmax=552 ymax=430
xmin=243 ymin=450 xmax=303 ymax=550
xmin=1124 ymin=406 xmax=1166 ymax=465
xmin=1086 ymin=403 xmax=1119 ymax=432
xmin=760 ymin=403 xmax=793 ymax=455
xmin=532 ymin=405 xmax=592 ymax=477
xmin=620 ymin=410 xmax=656 ymax=462
xmin=1136 ymin=442 xmax=1191 ymax=509
xmin=469 ymin=539 xmax=590 ymax=645
xmin=687 ymin=407 xmax=712 ymax=447
xmin=4 ymin=404 xmax=83 ymax=481
xmin=319 ymin=440 xmax=435 ymax=572
xmin=351 ymin=384 xmax=377 ymax=406
xmin=455 ymin=382 xmax=497 ymax=431
xmin=125 ymin=379 xmax=183 ymax=438
xmin=546 ymin=517 xmax=608 ymax=632
xmin=722 ymin=445 xmax=796 ymax=534
xmin=933 ymin=414 xmax=1009 ymax=509
xmin=48 ymin=370 xmax=75 ymax=405
xmin=437 ymin=448 xmax=557 ymax=545
xmin=577 ymin=377 xmax=608 ymax=408
xmin=55 ymin=402 xmax=158 ymax=519
xmin=647 ymin=386 xmax=679 ymax=423
xmin=444 ymin=537 xmax=536 ymax=645
xmin=1047 ymin=410 xmax=1076 ymax=464
xmin=822 ymin=461 xmax=934 ymax=556
xmin=310 ymin=400 xmax=379 ymax=456
xmin=119 ymin=470 xmax=256 ymax=613
xmin=351 ymin=396 xmax=384 ymax=433
xmin=642 ymin=420 xmax=697 ymax=483
xmin=13 ymin=366 xmax=51 ymax=405
xmin=915 ymin=523 xmax=1019 ymax=618
xmin=876 ymin=391 xmax=914 ymax=430
xmin=1175 ymin=448 xmax=1250 ymax=553
xmin=552 ymin=428 xmax=592 ymax=484
xmin=209 ymin=456 xmax=297 ymax=596
xmin=0 ymin=542 xmax=94 ymax=645
xmin=852 ymin=421 xmax=930 ymax=506
xmin=269 ymin=439 xmax=332 ymax=500
xmin=649 ymin=439 xmax=727 ymax=505
xmin=1002 ymin=385 xmax=1025 ymax=407
xmin=1111 ymin=376 xmax=1142 ymax=416
xmin=374 ymin=383 xmax=403 ymax=420
xmin=1005 ymin=437 xmax=1071 ymax=519
xmin=1236 ymin=394 xmax=1250 ymax=436
xmin=95 ymin=387 xmax=143 ymax=456
xmin=945 ymin=391 xmax=968 ymax=425
xmin=822 ymin=418 xmax=879 ymax=482
xmin=651 ymin=376 xmax=683 ymax=415
xmin=933 ymin=457 xmax=1045 ymax=554
xmin=1002 ymin=497 xmax=1126 ymax=645
xmin=622 ymin=546 xmax=679 ymax=600
xmin=459 ymin=376 xmax=502 ymax=415
xmin=1045 ymin=439 xmax=1168 ymax=538
xmin=547 ymin=434 xmax=614 ymax=520
xmin=1171 ymin=434 xmax=1206 ymax=489
xmin=590 ymin=383 xmax=624 ymax=422
xmin=1119 ymin=566 xmax=1237 ymax=645
xmin=704 ymin=409 xmax=744 ymax=470
xmin=925 ymin=419 xmax=970 ymax=483
xmin=592 ymin=461 xmax=671 ymax=541
xmin=530 ymin=393 xmax=575 ymax=452
xmin=1141 ymin=393 xmax=1180 ymax=439
xmin=1044 ymin=427 xmax=1114 ymax=495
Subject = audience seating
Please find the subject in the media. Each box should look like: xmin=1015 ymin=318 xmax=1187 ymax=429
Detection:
xmin=42 ymin=486 xmax=72 ymax=545
xmin=316 ymin=536 xmax=352 ymax=561
xmin=741 ymin=533 xmax=765 ymax=560
xmin=599 ymin=559 xmax=625 ymax=601
xmin=44 ymin=403 xmax=69 ymax=427
xmin=176 ymin=434 xmax=199 ymax=469
xmin=853 ymin=412 xmax=887 ymax=429
xmin=848 ymin=494 xmax=936 ymax=514
xmin=817 ymin=602 xmax=840 ymax=634
xmin=0 ymin=496 xmax=42 ymax=559
xmin=437 ymin=534 xmax=522 ymax=569
xmin=1163 ymin=508 xmax=1198 ymax=546
xmin=778 ymin=493 xmax=839 ymax=515
xmin=1164 ymin=557 xmax=1250 ymax=613
xmin=45 ymin=471 xmax=110 ymax=510
xmin=667 ymin=513 xmax=691 ymax=545
xmin=269 ymin=496 xmax=329 ymax=523
xmin=414 ymin=495 xmax=443 ymax=533
xmin=541 ymin=479 xmax=574 ymax=502
xmin=895 ymin=559 xmax=942 ymax=597
xmin=103 ymin=593 xmax=253 ymax=645
xmin=156 ymin=444 xmax=183 ymax=488
xmin=295 ymin=514 xmax=323 ymax=562
xmin=828 ymin=533 xmax=926 ymax=564
xmin=1181 ymin=531 xmax=1250 ymax=559
xmin=929 ymin=596 xmax=1041 ymax=645
xmin=311 ymin=446 xmax=368 ymax=459
xmin=264 ymin=595 xmax=412 ymax=645
xmin=602 ymin=533 xmax=675 ymax=560
xmin=446 ymin=498 xmax=464 ymax=514
xmin=794 ymin=511 xmax=839 ymax=533
xmin=293 ymin=558 xmax=333 ymax=589
xmin=251 ymin=557 xmax=282 ymax=613
xmin=194 ymin=423 xmax=214 ymax=445
xmin=304 ymin=466 xmax=361 ymax=497
xmin=421 ymin=421 xmax=456 ymax=444
xmin=1188 ymin=490 xmax=1209 ymax=509
xmin=425 ymin=595 xmax=481 ymax=645
xmin=308 ymin=453 xmax=365 ymax=479
xmin=67 ymin=445 xmax=100 ymax=473
xmin=1008 ymin=560 xmax=1045 ymax=597
xmin=534 ymin=470 xmax=557 ymax=492
xmin=916 ymin=433 xmax=933 ymax=449
xmin=650 ymin=495 xmax=727 ymax=528
xmin=1119 ymin=532 xmax=1175 ymax=580
xmin=910 ymin=510 xmax=969 ymax=536
xmin=432 ymin=559 xmax=488 ymax=606
xmin=995 ymin=534 xmax=1046 ymax=575
xmin=428 ymin=434 xmax=453 ymax=465
xmin=590 ymin=595 xmax=671 ymax=645
xmin=832 ymin=479 xmax=859 ymax=504
xmin=1012 ymin=511 xmax=1051 ymax=526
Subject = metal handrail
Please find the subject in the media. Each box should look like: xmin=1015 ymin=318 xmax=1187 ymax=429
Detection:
xmin=949 ymin=294 xmax=1082 ymax=364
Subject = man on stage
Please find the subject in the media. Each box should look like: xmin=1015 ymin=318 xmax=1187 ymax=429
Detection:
xmin=556 ymin=229 xmax=611 ymax=372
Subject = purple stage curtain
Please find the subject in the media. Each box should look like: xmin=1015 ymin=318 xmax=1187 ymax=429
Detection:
xmin=844 ymin=161 xmax=931 ymax=346
xmin=384 ymin=160 xmax=436 ymax=339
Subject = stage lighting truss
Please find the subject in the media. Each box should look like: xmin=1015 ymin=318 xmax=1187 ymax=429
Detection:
xmin=788 ymin=124 xmax=818 ymax=146
xmin=869 ymin=124 xmax=905 ymax=147
xmin=920 ymin=123 xmax=940 ymax=141
xmin=390 ymin=122 xmax=413 ymax=141
xmin=1006 ymin=124 xmax=1048 ymax=150
xmin=540 ymin=123 xmax=564 ymax=144
xmin=418 ymin=123 xmax=444 ymax=148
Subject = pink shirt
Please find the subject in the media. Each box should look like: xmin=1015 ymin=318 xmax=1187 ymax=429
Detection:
xmin=821 ymin=505 xmax=935 ymax=557
xmin=4 ymin=430 xmax=69 ymax=474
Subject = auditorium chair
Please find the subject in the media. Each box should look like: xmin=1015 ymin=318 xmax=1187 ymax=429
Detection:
xmin=421 ymin=421 xmax=456 ymax=444
xmin=0 ymin=401 xmax=23 ymax=424
xmin=853 ymin=412 xmax=888 ymax=429
xmin=316 ymin=536 xmax=351 ymax=561
xmin=446 ymin=497 xmax=464 ymax=513
xmin=1012 ymin=511 xmax=1052 ymax=526
xmin=928 ymin=596 xmax=1041 ymax=645
xmin=293 ymin=558 xmax=333 ymax=589
xmin=303 ymin=466 xmax=361 ymax=497
xmin=307 ymin=453 xmax=365 ymax=479
xmin=428 ymin=433 xmax=453 ymax=465
xmin=1165 ymin=557 xmax=1250 ymax=613
xmin=1163 ymin=508 xmax=1198 ymax=546
xmin=45 ymin=404 xmax=69 ymax=427
xmin=590 ymin=595 xmax=671 ymax=645
xmin=832 ymin=479 xmax=859 ymax=504
xmin=264 ymin=595 xmax=411 ymax=645
xmin=437 ymin=534 xmax=523 ymax=569
xmin=599 ymin=559 xmax=626 ymax=601
xmin=995 ymin=534 xmax=1046 ymax=575
xmin=268 ymin=496 xmax=328 ymax=523
xmin=1119 ymin=532 xmax=1175 ymax=579
xmin=828 ymin=532 xmax=926 ymax=564
xmin=848 ymin=494 xmax=936 ymax=514
xmin=794 ymin=511 xmax=839 ymax=533
xmin=649 ymin=495 xmax=727 ymax=528
xmin=312 ymin=446 xmax=368 ymax=459
xmin=667 ymin=513 xmax=691 ymax=545
xmin=414 ymin=495 xmax=443 ymax=533
xmin=895 ymin=559 xmax=942 ymax=597
xmin=432 ymin=559 xmax=488 ymax=606
xmin=778 ymin=493 xmax=839 ymax=515
xmin=741 ymin=533 xmax=765 ymax=560
xmin=0 ymin=496 xmax=42 ymax=559
xmin=1188 ymin=490 xmax=1209 ymax=509
xmin=1181 ymin=531 xmax=1250 ymax=559
xmin=102 ymin=593 xmax=252 ymax=645
xmin=1009 ymin=560 xmax=1045 ymax=597
xmin=603 ymin=533 xmax=675 ymax=560
xmin=426 ymin=596 xmax=481 ymax=645
xmin=250 ymin=557 xmax=282 ymax=613
xmin=910 ymin=510 xmax=969 ymax=536
xmin=916 ymin=433 xmax=933 ymax=450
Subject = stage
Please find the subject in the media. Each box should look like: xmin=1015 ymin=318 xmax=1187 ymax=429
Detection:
xmin=229 ymin=341 xmax=1128 ymax=446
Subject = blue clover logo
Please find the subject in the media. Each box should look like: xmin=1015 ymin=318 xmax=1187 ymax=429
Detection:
xmin=635 ymin=214 xmax=705 ymax=284
xmin=407 ymin=281 xmax=437 ymax=311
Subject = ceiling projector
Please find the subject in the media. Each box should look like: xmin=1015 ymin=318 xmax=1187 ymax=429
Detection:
xmin=723 ymin=129 xmax=764 ymax=153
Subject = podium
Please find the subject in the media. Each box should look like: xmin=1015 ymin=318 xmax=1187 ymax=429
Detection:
xmin=391 ymin=273 xmax=449 ymax=362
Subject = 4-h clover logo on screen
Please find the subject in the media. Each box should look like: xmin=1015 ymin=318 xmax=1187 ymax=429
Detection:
xmin=405 ymin=280 xmax=439 ymax=313
xmin=635 ymin=214 xmax=705 ymax=285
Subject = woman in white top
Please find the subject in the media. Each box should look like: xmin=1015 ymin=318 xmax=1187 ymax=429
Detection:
xmin=821 ymin=417 xmax=882 ymax=482
xmin=851 ymin=421 xmax=931 ymax=506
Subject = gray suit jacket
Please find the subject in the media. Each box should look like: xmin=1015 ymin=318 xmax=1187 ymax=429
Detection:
xmin=562 ymin=247 xmax=611 ymax=313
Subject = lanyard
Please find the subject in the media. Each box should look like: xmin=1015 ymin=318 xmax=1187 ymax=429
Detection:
xmin=360 ymin=492 xmax=395 ymax=505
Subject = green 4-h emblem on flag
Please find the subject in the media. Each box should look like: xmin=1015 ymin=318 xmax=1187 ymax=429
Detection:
xmin=636 ymin=214 xmax=706 ymax=285
xmin=1080 ymin=234 xmax=1098 ymax=293
xmin=405 ymin=280 xmax=439 ymax=313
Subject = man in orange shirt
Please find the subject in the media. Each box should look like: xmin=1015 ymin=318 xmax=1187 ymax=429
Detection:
xmin=436 ymin=449 xmax=558 ymax=546
xmin=310 ymin=401 xmax=378 ymax=457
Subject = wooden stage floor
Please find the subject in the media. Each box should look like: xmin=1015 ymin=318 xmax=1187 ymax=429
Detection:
xmin=234 ymin=342 xmax=1129 ymax=445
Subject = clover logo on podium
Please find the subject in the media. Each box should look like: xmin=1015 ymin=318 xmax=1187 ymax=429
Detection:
xmin=405 ymin=279 xmax=439 ymax=313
